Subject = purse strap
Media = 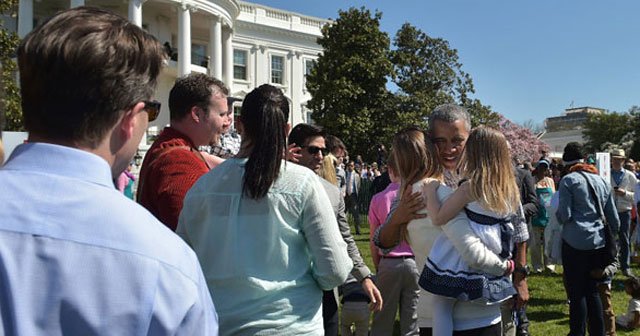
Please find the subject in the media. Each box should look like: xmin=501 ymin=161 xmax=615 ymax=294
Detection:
xmin=577 ymin=171 xmax=607 ymax=225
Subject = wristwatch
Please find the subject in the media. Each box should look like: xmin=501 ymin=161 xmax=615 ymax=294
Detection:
xmin=514 ymin=265 xmax=530 ymax=277
xmin=361 ymin=274 xmax=373 ymax=283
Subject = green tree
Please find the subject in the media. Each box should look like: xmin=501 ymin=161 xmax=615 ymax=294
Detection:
xmin=0 ymin=0 xmax=22 ymax=131
xmin=306 ymin=7 xmax=393 ymax=159
xmin=627 ymin=106 xmax=640 ymax=161
xmin=390 ymin=23 xmax=500 ymax=129
xmin=583 ymin=111 xmax=634 ymax=154
xmin=464 ymin=98 xmax=500 ymax=128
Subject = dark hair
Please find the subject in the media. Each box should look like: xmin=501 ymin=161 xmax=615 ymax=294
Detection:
xmin=169 ymin=73 xmax=228 ymax=121
xmin=562 ymin=142 xmax=585 ymax=164
xmin=240 ymin=84 xmax=290 ymax=199
xmin=288 ymin=123 xmax=326 ymax=147
xmin=429 ymin=104 xmax=471 ymax=134
xmin=625 ymin=276 xmax=640 ymax=299
xmin=18 ymin=7 xmax=165 ymax=148
xmin=325 ymin=135 xmax=346 ymax=153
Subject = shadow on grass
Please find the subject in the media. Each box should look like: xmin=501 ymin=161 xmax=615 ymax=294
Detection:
xmin=527 ymin=310 xmax=567 ymax=321
xmin=529 ymin=297 xmax=567 ymax=306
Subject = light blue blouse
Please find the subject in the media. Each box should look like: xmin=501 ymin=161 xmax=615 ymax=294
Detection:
xmin=178 ymin=158 xmax=352 ymax=336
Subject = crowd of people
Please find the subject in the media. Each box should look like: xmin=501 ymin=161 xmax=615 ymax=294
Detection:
xmin=3 ymin=6 xmax=640 ymax=336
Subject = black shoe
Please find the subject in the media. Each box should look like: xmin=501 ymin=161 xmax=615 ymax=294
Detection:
xmin=516 ymin=329 xmax=529 ymax=336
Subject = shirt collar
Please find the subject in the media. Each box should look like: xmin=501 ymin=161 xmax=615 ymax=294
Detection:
xmin=160 ymin=126 xmax=199 ymax=149
xmin=387 ymin=182 xmax=400 ymax=191
xmin=4 ymin=143 xmax=115 ymax=188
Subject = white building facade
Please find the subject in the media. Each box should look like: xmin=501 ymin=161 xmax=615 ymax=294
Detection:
xmin=15 ymin=0 xmax=327 ymax=146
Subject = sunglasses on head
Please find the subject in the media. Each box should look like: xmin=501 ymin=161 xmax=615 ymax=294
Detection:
xmin=302 ymin=145 xmax=329 ymax=156
xmin=143 ymin=100 xmax=161 ymax=122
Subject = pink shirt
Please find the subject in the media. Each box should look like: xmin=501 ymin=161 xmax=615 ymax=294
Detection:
xmin=368 ymin=182 xmax=414 ymax=257
xmin=116 ymin=172 xmax=129 ymax=193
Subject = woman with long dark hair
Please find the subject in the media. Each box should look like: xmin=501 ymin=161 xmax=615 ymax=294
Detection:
xmin=177 ymin=84 xmax=351 ymax=335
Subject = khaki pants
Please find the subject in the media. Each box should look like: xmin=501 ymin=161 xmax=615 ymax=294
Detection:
xmin=341 ymin=301 xmax=370 ymax=336
xmin=598 ymin=283 xmax=616 ymax=336
xmin=501 ymin=297 xmax=515 ymax=336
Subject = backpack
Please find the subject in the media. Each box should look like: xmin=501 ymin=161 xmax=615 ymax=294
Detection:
xmin=532 ymin=186 xmax=553 ymax=227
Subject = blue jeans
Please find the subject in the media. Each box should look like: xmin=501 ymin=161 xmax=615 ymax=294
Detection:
xmin=618 ymin=210 xmax=631 ymax=271
xmin=562 ymin=240 xmax=604 ymax=336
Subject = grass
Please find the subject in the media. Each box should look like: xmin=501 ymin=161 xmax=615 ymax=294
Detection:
xmin=348 ymin=218 xmax=640 ymax=335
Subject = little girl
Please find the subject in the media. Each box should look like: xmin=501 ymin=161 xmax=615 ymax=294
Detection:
xmin=420 ymin=126 xmax=518 ymax=335
xmin=616 ymin=276 xmax=640 ymax=330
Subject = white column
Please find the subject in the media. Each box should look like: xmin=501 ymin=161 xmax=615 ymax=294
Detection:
xmin=177 ymin=4 xmax=191 ymax=76
xmin=222 ymin=27 xmax=234 ymax=86
xmin=128 ymin=0 xmax=143 ymax=27
xmin=70 ymin=0 xmax=84 ymax=8
xmin=254 ymin=45 xmax=266 ymax=87
xmin=18 ymin=0 xmax=33 ymax=38
xmin=209 ymin=17 xmax=222 ymax=79
xmin=290 ymin=51 xmax=302 ymax=125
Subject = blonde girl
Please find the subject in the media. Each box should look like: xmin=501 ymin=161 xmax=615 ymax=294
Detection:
xmin=318 ymin=153 xmax=339 ymax=186
xmin=420 ymin=126 xmax=518 ymax=335
xmin=390 ymin=127 xmax=442 ymax=243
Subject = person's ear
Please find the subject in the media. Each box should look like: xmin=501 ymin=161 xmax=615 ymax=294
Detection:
xmin=190 ymin=106 xmax=202 ymax=123
xmin=119 ymin=102 xmax=146 ymax=140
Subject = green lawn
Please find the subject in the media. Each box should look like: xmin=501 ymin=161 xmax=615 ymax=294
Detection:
xmin=349 ymin=220 xmax=640 ymax=335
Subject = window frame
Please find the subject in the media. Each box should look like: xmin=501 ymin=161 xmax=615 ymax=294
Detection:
xmin=270 ymin=54 xmax=285 ymax=85
xmin=233 ymin=49 xmax=248 ymax=81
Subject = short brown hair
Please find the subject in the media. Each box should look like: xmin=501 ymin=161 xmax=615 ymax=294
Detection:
xmin=169 ymin=73 xmax=228 ymax=121
xmin=18 ymin=7 xmax=165 ymax=148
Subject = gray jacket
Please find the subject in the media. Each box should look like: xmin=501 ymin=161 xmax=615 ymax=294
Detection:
xmin=319 ymin=177 xmax=371 ymax=281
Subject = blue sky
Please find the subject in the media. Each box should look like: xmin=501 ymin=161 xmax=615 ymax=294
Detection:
xmin=252 ymin=0 xmax=640 ymax=125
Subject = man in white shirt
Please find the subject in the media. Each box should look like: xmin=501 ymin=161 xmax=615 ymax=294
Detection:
xmin=0 ymin=7 xmax=217 ymax=335
xmin=610 ymin=149 xmax=638 ymax=277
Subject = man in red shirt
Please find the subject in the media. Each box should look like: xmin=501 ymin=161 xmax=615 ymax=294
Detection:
xmin=138 ymin=73 xmax=231 ymax=230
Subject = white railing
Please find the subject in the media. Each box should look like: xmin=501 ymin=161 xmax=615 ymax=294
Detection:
xmin=237 ymin=1 xmax=329 ymax=31
xmin=266 ymin=9 xmax=289 ymax=21
xmin=239 ymin=3 xmax=254 ymax=14
xmin=301 ymin=17 xmax=324 ymax=29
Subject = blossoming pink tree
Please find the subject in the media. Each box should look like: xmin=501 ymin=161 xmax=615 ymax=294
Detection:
xmin=497 ymin=116 xmax=550 ymax=164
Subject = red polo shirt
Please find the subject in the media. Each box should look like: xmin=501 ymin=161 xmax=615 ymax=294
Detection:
xmin=137 ymin=127 xmax=209 ymax=230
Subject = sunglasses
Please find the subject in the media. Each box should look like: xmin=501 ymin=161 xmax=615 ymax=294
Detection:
xmin=302 ymin=145 xmax=329 ymax=156
xmin=143 ymin=100 xmax=161 ymax=122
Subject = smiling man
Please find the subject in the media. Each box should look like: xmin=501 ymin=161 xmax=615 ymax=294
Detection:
xmin=376 ymin=104 xmax=530 ymax=336
xmin=138 ymin=73 xmax=230 ymax=230
xmin=428 ymin=105 xmax=470 ymax=188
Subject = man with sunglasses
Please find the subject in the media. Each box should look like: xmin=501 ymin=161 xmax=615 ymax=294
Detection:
xmin=288 ymin=124 xmax=383 ymax=336
xmin=138 ymin=73 xmax=230 ymax=231
xmin=0 ymin=8 xmax=217 ymax=335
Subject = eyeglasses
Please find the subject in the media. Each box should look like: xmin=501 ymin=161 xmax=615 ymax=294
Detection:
xmin=302 ymin=145 xmax=329 ymax=156
xmin=143 ymin=100 xmax=161 ymax=122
